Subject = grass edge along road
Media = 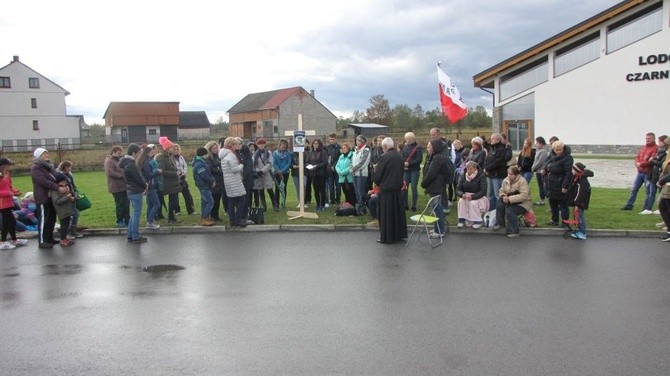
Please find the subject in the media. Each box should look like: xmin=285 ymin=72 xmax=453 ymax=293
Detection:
xmin=9 ymin=171 xmax=659 ymax=231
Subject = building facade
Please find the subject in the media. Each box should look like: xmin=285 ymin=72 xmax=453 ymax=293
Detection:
xmin=228 ymin=87 xmax=337 ymax=141
xmin=0 ymin=56 xmax=82 ymax=151
xmin=179 ymin=111 xmax=211 ymax=140
xmin=473 ymin=0 xmax=669 ymax=152
xmin=104 ymin=102 xmax=180 ymax=144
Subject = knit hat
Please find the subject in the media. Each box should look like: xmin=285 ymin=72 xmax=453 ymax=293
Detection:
xmin=55 ymin=173 xmax=68 ymax=183
xmin=196 ymin=147 xmax=209 ymax=157
xmin=471 ymin=137 xmax=483 ymax=146
xmin=573 ymin=162 xmax=586 ymax=173
xmin=33 ymin=147 xmax=48 ymax=159
xmin=159 ymin=136 xmax=174 ymax=150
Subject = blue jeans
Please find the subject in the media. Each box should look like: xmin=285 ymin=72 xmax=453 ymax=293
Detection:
xmin=522 ymin=171 xmax=533 ymax=185
xmin=145 ymin=189 xmax=159 ymax=223
xmin=354 ymin=176 xmax=368 ymax=214
xmin=577 ymin=207 xmax=587 ymax=234
xmin=647 ymin=183 xmax=658 ymax=211
xmin=367 ymin=194 xmax=379 ymax=219
xmin=326 ymin=169 xmax=341 ymax=203
xmin=127 ymin=193 xmax=143 ymax=240
xmin=199 ymin=187 xmax=213 ymax=220
xmin=403 ymin=170 xmax=420 ymax=209
xmin=488 ymin=177 xmax=503 ymax=208
xmin=431 ymin=194 xmax=445 ymax=234
xmin=625 ymin=172 xmax=650 ymax=209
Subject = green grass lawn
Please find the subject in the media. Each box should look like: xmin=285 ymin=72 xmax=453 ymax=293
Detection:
xmin=10 ymin=171 xmax=661 ymax=231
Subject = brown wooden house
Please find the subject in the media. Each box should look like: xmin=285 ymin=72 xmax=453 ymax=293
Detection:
xmin=104 ymin=102 xmax=180 ymax=144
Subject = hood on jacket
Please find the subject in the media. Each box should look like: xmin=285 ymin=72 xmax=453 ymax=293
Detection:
xmin=118 ymin=155 xmax=135 ymax=169
xmin=430 ymin=139 xmax=446 ymax=155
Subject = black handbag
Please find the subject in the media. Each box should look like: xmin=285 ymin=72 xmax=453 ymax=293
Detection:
xmin=248 ymin=207 xmax=265 ymax=224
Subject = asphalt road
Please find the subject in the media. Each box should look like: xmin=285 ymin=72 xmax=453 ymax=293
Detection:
xmin=1 ymin=232 xmax=669 ymax=375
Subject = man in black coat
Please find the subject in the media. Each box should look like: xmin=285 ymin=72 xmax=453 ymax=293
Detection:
xmin=372 ymin=137 xmax=407 ymax=244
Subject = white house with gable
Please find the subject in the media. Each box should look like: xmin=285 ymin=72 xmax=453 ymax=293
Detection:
xmin=0 ymin=55 xmax=82 ymax=151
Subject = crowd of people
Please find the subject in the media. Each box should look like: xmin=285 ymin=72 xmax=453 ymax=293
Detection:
xmin=19 ymin=126 xmax=666 ymax=250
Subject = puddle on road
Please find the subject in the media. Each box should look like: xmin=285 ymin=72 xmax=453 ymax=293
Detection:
xmin=43 ymin=264 xmax=83 ymax=275
xmin=143 ymin=264 xmax=185 ymax=277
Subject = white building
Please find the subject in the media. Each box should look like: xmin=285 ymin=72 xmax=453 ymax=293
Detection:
xmin=0 ymin=55 xmax=82 ymax=151
xmin=473 ymin=0 xmax=670 ymax=152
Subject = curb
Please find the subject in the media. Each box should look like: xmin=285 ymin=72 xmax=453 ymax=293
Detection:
xmin=25 ymin=224 xmax=665 ymax=239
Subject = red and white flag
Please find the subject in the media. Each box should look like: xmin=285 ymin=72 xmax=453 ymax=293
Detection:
xmin=437 ymin=63 xmax=468 ymax=123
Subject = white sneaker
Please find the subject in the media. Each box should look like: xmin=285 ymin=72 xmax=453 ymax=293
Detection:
xmin=457 ymin=222 xmax=464 ymax=228
xmin=324 ymin=203 xmax=329 ymax=208
xmin=472 ymin=222 xmax=482 ymax=229
xmin=12 ymin=239 xmax=28 ymax=247
xmin=429 ymin=230 xmax=444 ymax=239
xmin=656 ymin=222 xmax=666 ymax=228
xmin=147 ymin=223 xmax=161 ymax=230
xmin=653 ymin=210 xmax=661 ymax=215
xmin=0 ymin=242 xmax=16 ymax=250
xmin=639 ymin=210 xmax=653 ymax=215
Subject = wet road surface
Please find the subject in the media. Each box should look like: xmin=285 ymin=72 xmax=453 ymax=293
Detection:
xmin=1 ymin=232 xmax=669 ymax=375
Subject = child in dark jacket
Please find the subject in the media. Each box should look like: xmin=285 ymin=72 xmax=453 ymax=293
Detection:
xmin=565 ymin=162 xmax=593 ymax=240
xmin=50 ymin=175 xmax=77 ymax=247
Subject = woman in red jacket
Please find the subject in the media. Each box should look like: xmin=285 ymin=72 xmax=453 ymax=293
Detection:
xmin=0 ymin=158 xmax=28 ymax=250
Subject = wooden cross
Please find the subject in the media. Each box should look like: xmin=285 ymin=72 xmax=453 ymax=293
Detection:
xmin=285 ymin=114 xmax=318 ymax=220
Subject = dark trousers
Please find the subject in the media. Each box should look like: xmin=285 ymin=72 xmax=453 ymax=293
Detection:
xmin=312 ymin=175 xmax=327 ymax=208
xmin=58 ymin=216 xmax=72 ymax=241
xmin=112 ymin=191 xmax=130 ymax=225
xmin=327 ymin=170 xmax=341 ymax=203
xmin=37 ymin=201 xmax=57 ymax=244
xmin=660 ymin=198 xmax=670 ymax=228
xmin=1 ymin=207 xmax=17 ymax=241
xmin=175 ymin=179 xmax=195 ymax=214
xmin=495 ymin=199 xmax=527 ymax=235
xmin=211 ymin=190 xmax=223 ymax=220
xmin=549 ymin=197 xmax=569 ymax=223
xmin=167 ymin=192 xmax=179 ymax=221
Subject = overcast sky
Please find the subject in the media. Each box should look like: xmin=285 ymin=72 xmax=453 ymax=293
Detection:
xmin=1 ymin=0 xmax=618 ymax=125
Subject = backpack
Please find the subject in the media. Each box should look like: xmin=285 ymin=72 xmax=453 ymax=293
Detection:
xmin=335 ymin=202 xmax=358 ymax=216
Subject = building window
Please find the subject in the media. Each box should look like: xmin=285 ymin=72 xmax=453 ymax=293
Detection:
xmin=554 ymin=32 xmax=600 ymax=77
xmin=29 ymin=77 xmax=40 ymax=88
xmin=500 ymin=58 xmax=548 ymax=101
xmin=607 ymin=3 xmax=662 ymax=53
xmin=31 ymin=98 xmax=37 ymax=108
xmin=148 ymin=129 xmax=157 ymax=135
xmin=33 ymin=121 xmax=39 ymax=131
xmin=0 ymin=77 xmax=10 ymax=88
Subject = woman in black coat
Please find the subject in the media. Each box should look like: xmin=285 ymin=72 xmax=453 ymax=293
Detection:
xmin=420 ymin=139 xmax=447 ymax=237
xmin=373 ymin=137 xmax=407 ymax=244
xmin=305 ymin=139 xmax=329 ymax=211
xmin=543 ymin=141 xmax=573 ymax=225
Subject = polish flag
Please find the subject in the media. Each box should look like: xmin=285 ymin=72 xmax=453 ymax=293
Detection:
xmin=437 ymin=63 xmax=468 ymax=123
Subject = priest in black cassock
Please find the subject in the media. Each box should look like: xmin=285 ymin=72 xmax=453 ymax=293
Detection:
xmin=372 ymin=137 xmax=408 ymax=244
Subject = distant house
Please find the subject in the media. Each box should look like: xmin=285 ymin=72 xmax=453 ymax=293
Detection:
xmin=228 ymin=87 xmax=336 ymax=140
xmin=344 ymin=123 xmax=389 ymax=141
xmin=0 ymin=55 xmax=83 ymax=151
xmin=179 ymin=111 xmax=211 ymax=140
xmin=103 ymin=102 xmax=180 ymax=144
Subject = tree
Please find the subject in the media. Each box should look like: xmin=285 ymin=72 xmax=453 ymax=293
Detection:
xmin=211 ymin=116 xmax=228 ymax=135
xmin=364 ymin=94 xmax=392 ymax=125
xmin=391 ymin=104 xmax=413 ymax=131
xmin=88 ymin=123 xmax=105 ymax=143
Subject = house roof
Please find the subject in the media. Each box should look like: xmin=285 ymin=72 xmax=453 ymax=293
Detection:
xmin=227 ymin=87 xmax=306 ymax=114
xmin=348 ymin=123 xmax=389 ymax=129
xmin=103 ymin=101 xmax=180 ymax=119
xmin=179 ymin=111 xmax=210 ymax=129
xmin=0 ymin=56 xmax=70 ymax=95
xmin=472 ymin=0 xmax=650 ymax=88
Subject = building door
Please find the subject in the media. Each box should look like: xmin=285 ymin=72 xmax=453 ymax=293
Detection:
xmin=121 ymin=128 xmax=128 ymax=144
xmin=503 ymin=120 xmax=533 ymax=151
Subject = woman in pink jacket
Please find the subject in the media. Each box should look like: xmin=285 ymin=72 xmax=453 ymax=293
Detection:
xmin=0 ymin=158 xmax=28 ymax=250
